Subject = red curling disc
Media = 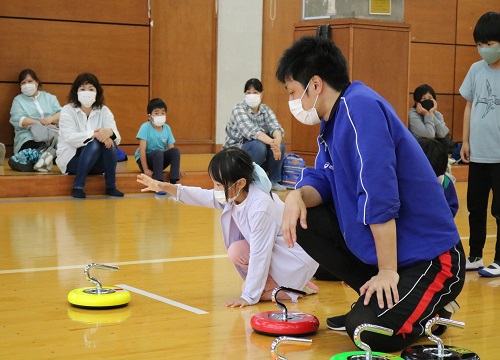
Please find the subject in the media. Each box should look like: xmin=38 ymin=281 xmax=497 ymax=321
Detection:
xmin=251 ymin=311 xmax=319 ymax=337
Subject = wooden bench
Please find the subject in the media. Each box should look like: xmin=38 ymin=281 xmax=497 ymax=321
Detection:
xmin=0 ymin=154 xmax=214 ymax=198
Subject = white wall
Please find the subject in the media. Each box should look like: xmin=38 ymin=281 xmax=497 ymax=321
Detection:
xmin=216 ymin=0 xmax=263 ymax=146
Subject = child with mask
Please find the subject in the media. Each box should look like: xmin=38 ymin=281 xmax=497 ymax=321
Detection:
xmin=137 ymin=147 xmax=319 ymax=307
xmin=223 ymin=78 xmax=287 ymax=191
xmin=408 ymin=84 xmax=455 ymax=153
xmin=460 ymin=11 xmax=500 ymax=277
xmin=134 ymin=98 xmax=180 ymax=195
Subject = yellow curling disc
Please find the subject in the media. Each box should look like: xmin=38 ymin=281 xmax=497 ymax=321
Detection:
xmin=68 ymin=286 xmax=131 ymax=308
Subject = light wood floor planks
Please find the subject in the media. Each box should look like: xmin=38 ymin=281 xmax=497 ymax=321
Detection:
xmin=0 ymin=182 xmax=495 ymax=359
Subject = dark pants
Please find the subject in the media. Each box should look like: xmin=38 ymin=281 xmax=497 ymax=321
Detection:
xmin=296 ymin=204 xmax=465 ymax=352
xmin=241 ymin=140 xmax=285 ymax=183
xmin=66 ymin=139 xmax=118 ymax=190
xmin=467 ymin=162 xmax=500 ymax=261
xmin=137 ymin=148 xmax=180 ymax=183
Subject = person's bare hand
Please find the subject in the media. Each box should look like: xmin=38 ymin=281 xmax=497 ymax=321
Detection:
xmin=137 ymin=173 xmax=162 ymax=192
xmin=282 ymin=190 xmax=307 ymax=248
xmin=360 ymin=269 xmax=400 ymax=309
xmin=460 ymin=142 xmax=470 ymax=163
xmin=224 ymin=297 xmax=250 ymax=308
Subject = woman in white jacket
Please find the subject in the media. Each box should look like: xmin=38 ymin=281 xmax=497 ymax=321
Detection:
xmin=137 ymin=147 xmax=319 ymax=307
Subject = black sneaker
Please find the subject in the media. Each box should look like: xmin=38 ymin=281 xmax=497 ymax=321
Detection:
xmin=106 ymin=188 xmax=124 ymax=197
xmin=326 ymin=313 xmax=348 ymax=331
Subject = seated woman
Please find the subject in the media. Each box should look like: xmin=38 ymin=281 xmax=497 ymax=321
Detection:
xmin=9 ymin=69 xmax=61 ymax=171
xmin=408 ymin=84 xmax=455 ymax=153
xmin=56 ymin=73 xmax=124 ymax=199
xmin=223 ymin=78 xmax=287 ymax=191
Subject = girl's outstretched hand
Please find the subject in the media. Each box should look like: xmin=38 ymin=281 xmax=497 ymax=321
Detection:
xmin=137 ymin=173 xmax=162 ymax=192
xmin=224 ymin=297 xmax=250 ymax=308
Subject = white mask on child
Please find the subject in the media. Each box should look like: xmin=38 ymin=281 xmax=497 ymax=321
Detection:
xmin=21 ymin=83 xmax=37 ymax=97
xmin=288 ymin=79 xmax=321 ymax=125
xmin=214 ymin=182 xmax=241 ymax=205
xmin=152 ymin=115 xmax=166 ymax=126
xmin=78 ymin=91 xmax=96 ymax=108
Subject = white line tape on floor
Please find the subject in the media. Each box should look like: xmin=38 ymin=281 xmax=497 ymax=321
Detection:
xmin=116 ymin=283 xmax=208 ymax=314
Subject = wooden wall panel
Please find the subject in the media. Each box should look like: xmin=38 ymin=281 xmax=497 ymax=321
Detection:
xmin=453 ymin=95 xmax=467 ymax=141
xmin=409 ymin=43 xmax=456 ymax=94
xmin=455 ymin=45 xmax=481 ymax=93
xmin=0 ymin=0 xmax=149 ymax=25
xmin=404 ymin=0 xmax=456 ymax=44
xmin=0 ymin=18 xmax=149 ymax=85
xmin=262 ymin=0 xmax=303 ymax=150
xmin=456 ymin=0 xmax=499 ymax=45
xmin=150 ymin=0 xmax=217 ymax=153
xmin=352 ymin=26 xmax=410 ymax=122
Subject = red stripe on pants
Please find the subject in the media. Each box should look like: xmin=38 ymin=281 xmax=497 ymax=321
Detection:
xmin=396 ymin=251 xmax=453 ymax=336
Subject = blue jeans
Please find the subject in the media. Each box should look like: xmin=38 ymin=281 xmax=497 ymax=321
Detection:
xmin=241 ymin=140 xmax=285 ymax=183
xmin=66 ymin=139 xmax=118 ymax=189
xmin=136 ymin=148 xmax=181 ymax=183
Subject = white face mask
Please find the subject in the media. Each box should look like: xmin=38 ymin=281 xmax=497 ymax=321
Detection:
xmin=152 ymin=115 xmax=166 ymax=126
xmin=21 ymin=83 xmax=37 ymax=97
xmin=78 ymin=91 xmax=96 ymax=108
xmin=288 ymin=80 xmax=321 ymax=125
xmin=244 ymin=94 xmax=261 ymax=108
xmin=214 ymin=182 xmax=241 ymax=205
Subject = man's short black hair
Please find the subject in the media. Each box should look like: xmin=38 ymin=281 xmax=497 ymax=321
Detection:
xmin=148 ymin=98 xmax=167 ymax=114
xmin=276 ymin=36 xmax=350 ymax=91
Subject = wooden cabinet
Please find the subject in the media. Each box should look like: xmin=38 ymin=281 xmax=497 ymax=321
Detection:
xmin=292 ymin=19 xmax=410 ymax=163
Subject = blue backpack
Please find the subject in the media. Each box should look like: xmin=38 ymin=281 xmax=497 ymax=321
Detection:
xmin=281 ymin=153 xmax=306 ymax=189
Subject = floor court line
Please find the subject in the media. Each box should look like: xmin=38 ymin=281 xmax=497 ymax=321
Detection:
xmin=116 ymin=283 xmax=208 ymax=314
xmin=0 ymin=254 xmax=228 ymax=275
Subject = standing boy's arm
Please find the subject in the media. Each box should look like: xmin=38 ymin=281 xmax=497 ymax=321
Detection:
xmin=460 ymin=101 xmax=472 ymax=163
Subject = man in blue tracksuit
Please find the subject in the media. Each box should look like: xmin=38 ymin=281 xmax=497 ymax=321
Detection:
xmin=276 ymin=36 xmax=465 ymax=352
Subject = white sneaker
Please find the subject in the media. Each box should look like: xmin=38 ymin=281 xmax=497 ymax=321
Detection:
xmin=478 ymin=262 xmax=500 ymax=277
xmin=271 ymin=182 xmax=287 ymax=191
xmin=465 ymin=257 xmax=484 ymax=271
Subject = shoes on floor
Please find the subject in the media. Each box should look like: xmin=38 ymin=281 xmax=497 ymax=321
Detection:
xmin=34 ymin=149 xmax=55 ymax=172
xmin=433 ymin=300 xmax=460 ymax=336
xmin=71 ymin=188 xmax=86 ymax=199
xmin=326 ymin=313 xmax=348 ymax=331
xmin=465 ymin=257 xmax=484 ymax=271
xmin=271 ymin=182 xmax=287 ymax=191
xmin=106 ymin=188 xmax=124 ymax=197
xmin=478 ymin=262 xmax=500 ymax=277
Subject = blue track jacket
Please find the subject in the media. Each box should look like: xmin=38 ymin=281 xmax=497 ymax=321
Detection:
xmin=296 ymin=81 xmax=460 ymax=268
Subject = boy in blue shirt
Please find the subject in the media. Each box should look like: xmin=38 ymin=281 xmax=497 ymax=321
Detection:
xmin=276 ymin=36 xmax=465 ymax=352
xmin=135 ymin=98 xmax=180 ymax=194
xmin=460 ymin=11 xmax=500 ymax=277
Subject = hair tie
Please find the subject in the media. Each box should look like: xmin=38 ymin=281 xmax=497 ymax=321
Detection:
xmin=252 ymin=162 xmax=272 ymax=193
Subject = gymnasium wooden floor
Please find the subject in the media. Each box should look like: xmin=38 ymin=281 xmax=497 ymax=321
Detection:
xmin=0 ymin=181 xmax=496 ymax=359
